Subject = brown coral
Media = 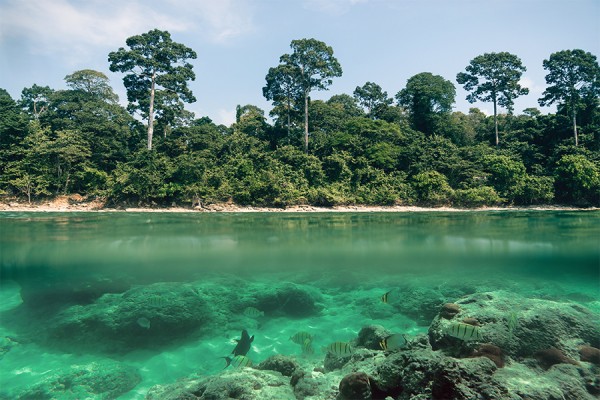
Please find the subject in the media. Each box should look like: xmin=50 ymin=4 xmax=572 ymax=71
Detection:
xmin=440 ymin=303 xmax=460 ymax=319
xmin=534 ymin=347 xmax=579 ymax=370
xmin=338 ymin=372 xmax=372 ymax=400
xmin=579 ymin=345 xmax=600 ymax=365
xmin=471 ymin=343 xmax=504 ymax=368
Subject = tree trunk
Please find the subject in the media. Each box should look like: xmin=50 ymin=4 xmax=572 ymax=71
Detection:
xmin=286 ymin=97 xmax=291 ymax=143
xmin=493 ymin=100 xmax=499 ymax=146
xmin=147 ymin=72 xmax=156 ymax=150
xmin=572 ymin=109 xmax=578 ymax=146
xmin=304 ymin=90 xmax=309 ymax=153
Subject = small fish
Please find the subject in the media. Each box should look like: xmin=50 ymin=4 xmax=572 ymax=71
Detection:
xmin=290 ymin=331 xmax=314 ymax=345
xmin=323 ymin=341 xmax=353 ymax=356
xmin=381 ymin=289 xmax=399 ymax=304
xmin=445 ymin=322 xmax=483 ymax=341
xmin=224 ymin=355 xmax=253 ymax=368
xmin=148 ymin=295 xmax=166 ymax=307
xmin=232 ymin=329 xmax=254 ymax=356
xmin=243 ymin=307 xmax=265 ymax=318
xmin=379 ymin=334 xmax=407 ymax=351
xmin=136 ymin=317 xmax=151 ymax=329
xmin=302 ymin=338 xmax=314 ymax=355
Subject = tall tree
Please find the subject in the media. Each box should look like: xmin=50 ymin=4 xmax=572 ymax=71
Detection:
xmin=538 ymin=49 xmax=600 ymax=146
xmin=263 ymin=63 xmax=303 ymax=138
xmin=281 ymin=38 xmax=342 ymax=153
xmin=396 ymin=72 xmax=455 ymax=135
xmin=353 ymin=82 xmax=393 ymax=120
xmin=64 ymin=69 xmax=119 ymax=103
xmin=108 ymin=29 xmax=197 ymax=150
xmin=20 ymin=84 xmax=54 ymax=120
xmin=457 ymin=52 xmax=529 ymax=146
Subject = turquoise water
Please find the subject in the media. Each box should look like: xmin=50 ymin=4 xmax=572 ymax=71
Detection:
xmin=0 ymin=211 xmax=599 ymax=398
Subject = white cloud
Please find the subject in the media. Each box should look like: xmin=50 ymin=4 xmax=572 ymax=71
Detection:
xmin=518 ymin=76 xmax=545 ymax=97
xmin=303 ymin=0 xmax=369 ymax=15
xmin=167 ymin=0 xmax=256 ymax=44
xmin=215 ymin=108 xmax=236 ymax=126
xmin=0 ymin=0 xmax=255 ymax=63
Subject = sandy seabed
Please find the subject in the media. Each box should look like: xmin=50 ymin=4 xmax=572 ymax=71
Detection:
xmin=0 ymin=195 xmax=592 ymax=213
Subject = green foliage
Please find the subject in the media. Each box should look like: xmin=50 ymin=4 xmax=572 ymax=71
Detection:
xmin=539 ymin=49 xmax=600 ymax=146
xmin=396 ymin=72 xmax=456 ymax=135
xmin=554 ymin=154 xmax=600 ymax=205
xmin=457 ymin=52 xmax=529 ymax=145
xmin=453 ymin=186 xmax=502 ymax=208
xmin=482 ymin=154 xmax=527 ymax=203
xmin=411 ymin=171 xmax=454 ymax=206
xmin=2 ymin=42 xmax=599 ymax=209
xmin=108 ymin=29 xmax=197 ymax=150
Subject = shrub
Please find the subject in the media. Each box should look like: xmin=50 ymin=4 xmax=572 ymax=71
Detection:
xmin=453 ymin=186 xmax=502 ymax=208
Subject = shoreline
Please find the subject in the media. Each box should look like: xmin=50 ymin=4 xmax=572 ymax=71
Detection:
xmin=0 ymin=196 xmax=595 ymax=213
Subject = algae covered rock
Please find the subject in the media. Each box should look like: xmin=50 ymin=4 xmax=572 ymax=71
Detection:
xmin=9 ymin=360 xmax=140 ymax=400
xmin=374 ymin=348 xmax=508 ymax=399
xmin=254 ymin=282 xmax=323 ymax=317
xmin=428 ymin=290 xmax=600 ymax=359
xmin=146 ymin=369 xmax=294 ymax=400
xmin=46 ymin=282 xmax=214 ymax=353
xmin=257 ymin=354 xmax=300 ymax=377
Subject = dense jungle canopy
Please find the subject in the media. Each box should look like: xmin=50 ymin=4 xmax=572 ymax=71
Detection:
xmin=1 ymin=31 xmax=599 ymax=207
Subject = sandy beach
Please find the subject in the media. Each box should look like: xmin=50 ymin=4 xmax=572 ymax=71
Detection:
xmin=0 ymin=195 xmax=592 ymax=213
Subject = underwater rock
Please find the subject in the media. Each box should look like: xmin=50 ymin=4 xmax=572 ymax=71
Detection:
xmin=44 ymin=282 xmax=214 ymax=354
xmin=440 ymin=303 xmax=460 ymax=319
xmin=493 ymin=361 xmax=599 ymax=400
xmin=534 ymin=347 xmax=579 ymax=370
xmin=357 ymin=325 xmax=392 ymax=350
xmin=257 ymin=354 xmax=300 ymax=377
xmin=255 ymin=283 xmax=322 ymax=317
xmin=374 ymin=348 xmax=507 ymax=399
xmin=428 ymin=291 xmax=600 ymax=360
xmin=338 ymin=371 xmax=372 ymax=400
xmin=580 ymin=345 xmax=600 ymax=365
xmin=9 ymin=360 xmax=140 ymax=400
xmin=146 ymin=369 xmax=294 ymax=400
xmin=386 ymin=285 xmax=449 ymax=326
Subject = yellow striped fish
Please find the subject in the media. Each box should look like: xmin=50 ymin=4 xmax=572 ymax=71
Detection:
xmin=243 ymin=307 xmax=265 ymax=318
xmin=445 ymin=322 xmax=483 ymax=341
xmin=381 ymin=289 xmax=399 ymax=304
xmin=225 ymin=355 xmax=253 ymax=368
xmin=323 ymin=341 xmax=353 ymax=356
xmin=290 ymin=331 xmax=314 ymax=345
xmin=302 ymin=338 xmax=314 ymax=355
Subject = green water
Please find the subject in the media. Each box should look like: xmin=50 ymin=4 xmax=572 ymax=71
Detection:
xmin=0 ymin=211 xmax=599 ymax=399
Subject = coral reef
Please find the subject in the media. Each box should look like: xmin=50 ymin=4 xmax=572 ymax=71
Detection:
xmin=5 ymin=360 xmax=140 ymax=400
xmin=146 ymin=369 xmax=294 ymax=400
xmin=254 ymin=283 xmax=323 ymax=317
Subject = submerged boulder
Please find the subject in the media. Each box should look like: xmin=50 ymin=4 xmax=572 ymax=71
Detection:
xmin=428 ymin=291 xmax=600 ymax=360
xmin=44 ymin=282 xmax=214 ymax=354
xmin=254 ymin=283 xmax=323 ymax=317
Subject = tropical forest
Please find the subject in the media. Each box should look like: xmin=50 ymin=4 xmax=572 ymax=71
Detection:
xmin=1 ymin=30 xmax=599 ymax=208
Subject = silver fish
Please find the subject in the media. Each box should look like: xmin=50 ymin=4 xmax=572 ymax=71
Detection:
xmin=136 ymin=317 xmax=151 ymax=329
xmin=243 ymin=307 xmax=265 ymax=318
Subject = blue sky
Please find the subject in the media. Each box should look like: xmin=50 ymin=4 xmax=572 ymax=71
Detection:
xmin=1 ymin=0 xmax=598 ymax=126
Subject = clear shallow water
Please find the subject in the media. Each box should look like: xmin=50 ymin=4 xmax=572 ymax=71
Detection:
xmin=0 ymin=211 xmax=599 ymax=399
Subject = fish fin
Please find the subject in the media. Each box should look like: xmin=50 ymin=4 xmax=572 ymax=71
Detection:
xmin=221 ymin=357 xmax=232 ymax=369
xmin=250 ymin=335 xmax=254 ymax=343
